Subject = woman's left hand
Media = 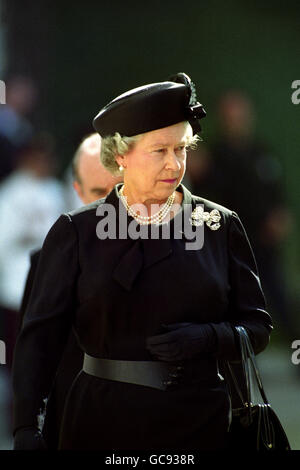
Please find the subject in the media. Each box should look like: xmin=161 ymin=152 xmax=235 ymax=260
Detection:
xmin=146 ymin=322 xmax=217 ymax=361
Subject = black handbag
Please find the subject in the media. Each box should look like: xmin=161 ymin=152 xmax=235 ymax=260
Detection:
xmin=224 ymin=326 xmax=291 ymax=451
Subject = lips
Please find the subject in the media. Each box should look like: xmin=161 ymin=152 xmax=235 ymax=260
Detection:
xmin=160 ymin=178 xmax=177 ymax=183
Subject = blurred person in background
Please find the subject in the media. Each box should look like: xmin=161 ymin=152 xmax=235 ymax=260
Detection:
xmin=0 ymin=75 xmax=37 ymax=181
xmin=0 ymin=75 xmax=36 ymax=148
xmin=0 ymin=75 xmax=38 ymax=448
xmin=63 ymin=124 xmax=98 ymax=211
xmin=183 ymin=143 xmax=215 ymax=201
xmin=18 ymin=133 xmax=122 ymax=449
xmin=186 ymin=91 xmax=292 ymax=339
xmin=0 ymin=133 xmax=65 ymax=369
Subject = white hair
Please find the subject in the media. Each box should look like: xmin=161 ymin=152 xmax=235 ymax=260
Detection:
xmin=100 ymin=133 xmax=141 ymax=176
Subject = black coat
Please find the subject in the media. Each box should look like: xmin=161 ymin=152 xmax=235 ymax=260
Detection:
xmin=12 ymin=184 xmax=272 ymax=450
xmin=19 ymin=250 xmax=83 ymax=450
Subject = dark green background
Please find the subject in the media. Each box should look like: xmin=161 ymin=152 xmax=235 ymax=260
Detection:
xmin=4 ymin=0 xmax=300 ymax=296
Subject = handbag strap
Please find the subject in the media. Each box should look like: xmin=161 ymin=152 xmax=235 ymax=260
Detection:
xmin=226 ymin=327 xmax=251 ymax=407
xmin=239 ymin=326 xmax=251 ymax=406
xmin=236 ymin=326 xmax=269 ymax=406
xmin=226 ymin=326 xmax=270 ymax=408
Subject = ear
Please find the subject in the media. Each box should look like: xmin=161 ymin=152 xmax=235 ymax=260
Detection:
xmin=73 ymin=181 xmax=84 ymax=200
xmin=115 ymin=154 xmax=126 ymax=169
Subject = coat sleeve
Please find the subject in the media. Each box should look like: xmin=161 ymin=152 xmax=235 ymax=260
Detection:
xmin=210 ymin=211 xmax=273 ymax=361
xmin=12 ymin=214 xmax=79 ymax=434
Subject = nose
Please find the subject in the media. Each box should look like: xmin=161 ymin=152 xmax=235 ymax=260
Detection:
xmin=165 ymin=150 xmax=182 ymax=171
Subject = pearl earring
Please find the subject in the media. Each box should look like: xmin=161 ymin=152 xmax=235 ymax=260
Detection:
xmin=119 ymin=165 xmax=124 ymax=171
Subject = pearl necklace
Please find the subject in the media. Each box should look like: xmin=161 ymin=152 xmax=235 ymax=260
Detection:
xmin=119 ymin=185 xmax=176 ymax=225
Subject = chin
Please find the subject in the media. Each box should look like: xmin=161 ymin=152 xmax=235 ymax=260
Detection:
xmin=156 ymin=188 xmax=175 ymax=200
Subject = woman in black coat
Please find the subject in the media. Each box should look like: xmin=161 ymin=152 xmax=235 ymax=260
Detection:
xmin=12 ymin=73 xmax=272 ymax=450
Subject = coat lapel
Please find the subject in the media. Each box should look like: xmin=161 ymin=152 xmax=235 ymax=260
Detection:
xmin=112 ymin=239 xmax=144 ymax=291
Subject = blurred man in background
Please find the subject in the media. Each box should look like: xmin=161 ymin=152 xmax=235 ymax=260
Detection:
xmin=72 ymin=132 xmax=121 ymax=204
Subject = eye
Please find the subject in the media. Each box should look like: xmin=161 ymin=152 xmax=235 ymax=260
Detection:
xmin=92 ymin=189 xmax=106 ymax=197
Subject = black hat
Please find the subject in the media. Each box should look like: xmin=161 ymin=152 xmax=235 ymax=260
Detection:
xmin=93 ymin=72 xmax=206 ymax=137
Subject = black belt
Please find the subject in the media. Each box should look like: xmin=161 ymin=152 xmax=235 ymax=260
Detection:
xmin=82 ymin=354 xmax=222 ymax=391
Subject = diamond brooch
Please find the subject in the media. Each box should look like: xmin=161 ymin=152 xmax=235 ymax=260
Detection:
xmin=189 ymin=206 xmax=221 ymax=231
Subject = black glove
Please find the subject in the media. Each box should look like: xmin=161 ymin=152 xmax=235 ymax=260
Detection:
xmin=13 ymin=426 xmax=47 ymax=450
xmin=146 ymin=322 xmax=217 ymax=361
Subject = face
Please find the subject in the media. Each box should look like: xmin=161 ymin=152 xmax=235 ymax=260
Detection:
xmin=117 ymin=121 xmax=192 ymax=203
xmin=74 ymin=151 xmax=122 ymax=204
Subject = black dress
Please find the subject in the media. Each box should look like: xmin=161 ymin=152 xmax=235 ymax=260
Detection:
xmin=12 ymin=184 xmax=272 ymax=450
